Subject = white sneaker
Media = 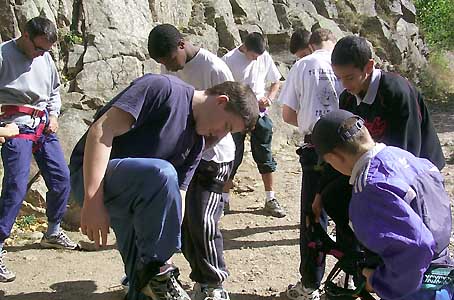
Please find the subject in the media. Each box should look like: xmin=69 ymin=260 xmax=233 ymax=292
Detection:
xmin=286 ymin=281 xmax=320 ymax=300
xmin=192 ymin=283 xmax=230 ymax=300
xmin=0 ymin=250 xmax=15 ymax=282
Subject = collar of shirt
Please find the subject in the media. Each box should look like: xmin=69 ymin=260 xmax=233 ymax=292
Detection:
xmin=354 ymin=68 xmax=382 ymax=106
xmin=349 ymin=142 xmax=386 ymax=185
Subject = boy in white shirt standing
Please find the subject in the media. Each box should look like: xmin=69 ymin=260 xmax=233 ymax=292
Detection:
xmin=279 ymin=29 xmax=343 ymax=300
xmin=222 ymin=32 xmax=285 ymax=218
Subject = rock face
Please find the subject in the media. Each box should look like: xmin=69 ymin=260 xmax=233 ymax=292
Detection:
xmin=0 ymin=0 xmax=427 ymax=219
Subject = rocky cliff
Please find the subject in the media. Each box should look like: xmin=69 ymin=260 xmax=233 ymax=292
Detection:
xmin=0 ymin=0 xmax=428 ymax=215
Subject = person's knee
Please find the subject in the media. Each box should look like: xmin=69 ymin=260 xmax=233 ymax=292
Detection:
xmin=154 ymin=160 xmax=178 ymax=184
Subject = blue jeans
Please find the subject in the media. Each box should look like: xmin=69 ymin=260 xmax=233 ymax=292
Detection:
xmin=71 ymin=158 xmax=182 ymax=300
xmin=0 ymin=133 xmax=70 ymax=242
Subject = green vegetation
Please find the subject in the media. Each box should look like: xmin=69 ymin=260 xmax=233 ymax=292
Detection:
xmin=418 ymin=51 xmax=454 ymax=102
xmin=15 ymin=214 xmax=38 ymax=231
xmin=415 ymin=0 xmax=454 ymax=49
xmin=61 ymin=30 xmax=83 ymax=46
xmin=415 ymin=0 xmax=454 ymax=101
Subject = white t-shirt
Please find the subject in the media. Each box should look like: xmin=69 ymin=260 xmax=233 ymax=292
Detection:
xmin=162 ymin=48 xmax=235 ymax=163
xmin=278 ymin=49 xmax=344 ymax=137
xmin=222 ymin=47 xmax=281 ymax=100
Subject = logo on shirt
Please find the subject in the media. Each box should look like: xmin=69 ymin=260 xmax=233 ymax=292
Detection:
xmin=364 ymin=117 xmax=387 ymax=140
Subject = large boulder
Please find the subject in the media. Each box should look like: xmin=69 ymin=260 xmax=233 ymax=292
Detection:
xmin=201 ymin=0 xmax=241 ymax=49
xmin=229 ymin=0 xmax=281 ymax=34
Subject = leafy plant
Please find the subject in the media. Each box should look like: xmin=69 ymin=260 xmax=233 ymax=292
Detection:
xmin=63 ymin=31 xmax=83 ymax=45
xmin=415 ymin=0 xmax=454 ymax=49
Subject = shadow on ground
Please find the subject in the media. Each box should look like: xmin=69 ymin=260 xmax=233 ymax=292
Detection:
xmin=222 ymin=224 xmax=299 ymax=250
xmin=0 ymin=280 xmax=124 ymax=300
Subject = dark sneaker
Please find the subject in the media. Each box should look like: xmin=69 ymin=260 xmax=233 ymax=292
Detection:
xmin=193 ymin=283 xmax=230 ymax=300
xmin=40 ymin=231 xmax=78 ymax=250
xmin=141 ymin=268 xmax=190 ymax=300
xmin=264 ymin=198 xmax=286 ymax=218
xmin=0 ymin=250 xmax=15 ymax=282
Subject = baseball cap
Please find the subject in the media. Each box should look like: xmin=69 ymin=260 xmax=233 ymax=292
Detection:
xmin=312 ymin=109 xmax=365 ymax=156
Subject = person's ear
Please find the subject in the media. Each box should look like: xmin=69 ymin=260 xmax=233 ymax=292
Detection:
xmin=364 ymin=59 xmax=374 ymax=75
xmin=178 ymin=40 xmax=185 ymax=49
xmin=215 ymin=95 xmax=229 ymax=106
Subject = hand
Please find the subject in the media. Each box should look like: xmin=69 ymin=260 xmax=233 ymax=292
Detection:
xmin=0 ymin=137 xmax=5 ymax=144
xmin=46 ymin=115 xmax=59 ymax=134
xmin=3 ymin=123 xmax=19 ymax=137
xmin=258 ymin=97 xmax=272 ymax=111
xmin=80 ymin=193 xmax=110 ymax=249
xmin=312 ymin=193 xmax=323 ymax=223
xmin=362 ymin=268 xmax=375 ymax=292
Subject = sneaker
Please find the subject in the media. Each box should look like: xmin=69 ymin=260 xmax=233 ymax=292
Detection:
xmin=264 ymin=198 xmax=286 ymax=218
xmin=0 ymin=250 xmax=16 ymax=282
xmin=40 ymin=231 xmax=78 ymax=250
xmin=192 ymin=283 xmax=230 ymax=300
xmin=142 ymin=268 xmax=191 ymax=300
xmin=286 ymin=281 xmax=320 ymax=300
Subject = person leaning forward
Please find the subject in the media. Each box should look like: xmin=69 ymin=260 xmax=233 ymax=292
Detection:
xmin=69 ymin=73 xmax=259 ymax=300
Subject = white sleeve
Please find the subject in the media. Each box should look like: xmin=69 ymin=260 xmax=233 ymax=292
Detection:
xmin=277 ymin=63 xmax=301 ymax=111
xmin=264 ymin=52 xmax=282 ymax=83
xmin=210 ymin=64 xmax=234 ymax=85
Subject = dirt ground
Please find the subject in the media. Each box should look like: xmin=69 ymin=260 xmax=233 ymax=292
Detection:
xmin=0 ymin=102 xmax=453 ymax=300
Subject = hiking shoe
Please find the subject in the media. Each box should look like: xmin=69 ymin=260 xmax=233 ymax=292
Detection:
xmin=141 ymin=268 xmax=190 ymax=300
xmin=0 ymin=250 xmax=16 ymax=282
xmin=40 ymin=231 xmax=78 ymax=250
xmin=286 ymin=281 xmax=320 ymax=300
xmin=192 ymin=283 xmax=230 ymax=300
xmin=264 ymin=198 xmax=286 ymax=218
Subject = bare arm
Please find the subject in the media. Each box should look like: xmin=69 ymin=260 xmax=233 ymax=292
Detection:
xmin=259 ymin=81 xmax=281 ymax=110
xmin=81 ymin=107 xmax=135 ymax=248
xmin=267 ymin=81 xmax=280 ymax=101
xmin=282 ymin=104 xmax=298 ymax=127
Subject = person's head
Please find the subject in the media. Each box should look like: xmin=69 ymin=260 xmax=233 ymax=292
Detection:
xmin=20 ymin=17 xmax=57 ymax=59
xmin=148 ymin=24 xmax=187 ymax=72
xmin=309 ymin=28 xmax=336 ymax=50
xmin=312 ymin=109 xmax=375 ymax=175
xmin=331 ymin=35 xmax=374 ymax=95
xmin=290 ymin=29 xmax=312 ymax=58
xmin=195 ymin=81 xmax=259 ymax=140
xmin=242 ymin=32 xmax=266 ymax=61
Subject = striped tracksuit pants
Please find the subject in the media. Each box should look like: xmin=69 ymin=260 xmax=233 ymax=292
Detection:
xmin=182 ymin=159 xmax=233 ymax=285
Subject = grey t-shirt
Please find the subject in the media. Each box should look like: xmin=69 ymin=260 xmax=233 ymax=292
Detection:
xmin=0 ymin=39 xmax=61 ymax=127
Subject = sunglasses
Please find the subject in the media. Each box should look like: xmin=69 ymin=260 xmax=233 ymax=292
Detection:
xmin=30 ymin=38 xmax=50 ymax=53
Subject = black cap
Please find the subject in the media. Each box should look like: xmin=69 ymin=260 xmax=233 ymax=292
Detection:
xmin=312 ymin=109 xmax=364 ymax=156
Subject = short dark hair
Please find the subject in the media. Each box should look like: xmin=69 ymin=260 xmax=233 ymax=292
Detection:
xmin=331 ymin=35 xmax=372 ymax=70
xmin=206 ymin=82 xmax=259 ymax=132
xmin=24 ymin=17 xmax=57 ymax=43
xmin=148 ymin=24 xmax=182 ymax=59
xmin=244 ymin=32 xmax=266 ymax=55
xmin=290 ymin=29 xmax=311 ymax=54
xmin=309 ymin=28 xmax=336 ymax=46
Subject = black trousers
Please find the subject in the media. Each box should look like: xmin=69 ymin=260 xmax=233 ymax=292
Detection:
xmin=297 ymin=146 xmax=328 ymax=289
xmin=182 ymin=159 xmax=233 ymax=285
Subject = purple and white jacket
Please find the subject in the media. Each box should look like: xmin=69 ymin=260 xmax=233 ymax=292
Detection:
xmin=349 ymin=143 xmax=452 ymax=300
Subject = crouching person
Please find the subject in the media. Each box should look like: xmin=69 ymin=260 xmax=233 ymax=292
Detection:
xmin=69 ymin=74 xmax=259 ymax=300
xmin=311 ymin=109 xmax=454 ymax=300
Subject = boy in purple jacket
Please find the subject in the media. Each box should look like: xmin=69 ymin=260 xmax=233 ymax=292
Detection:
xmin=311 ymin=109 xmax=454 ymax=300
